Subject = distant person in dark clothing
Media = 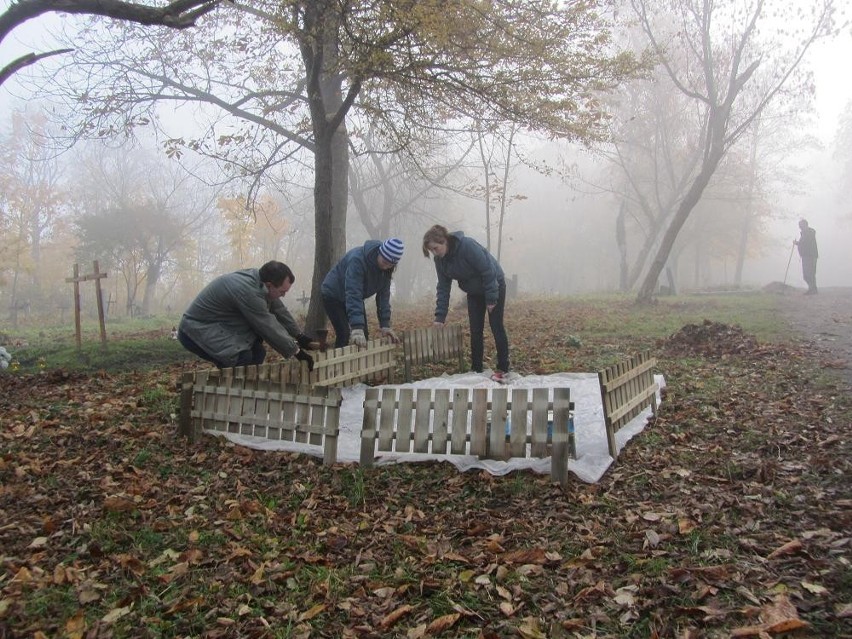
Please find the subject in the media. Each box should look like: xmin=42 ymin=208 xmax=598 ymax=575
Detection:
xmin=422 ymin=224 xmax=509 ymax=382
xmin=178 ymin=261 xmax=314 ymax=369
xmin=795 ymin=219 xmax=818 ymax=294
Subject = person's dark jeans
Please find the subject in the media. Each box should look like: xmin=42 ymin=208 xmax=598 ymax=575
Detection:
xmin=802 ymin=257 xmax=818 ymax=293
xmin=322 ymin=295 xmax=369 ymax=348
xmin=467 ymin=280 xmax=509 ymax=373
xmin=177 ymin=328 xmax=265 ymax=369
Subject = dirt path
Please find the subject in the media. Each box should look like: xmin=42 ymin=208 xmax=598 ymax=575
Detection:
xmin=775 ymin=285 xmax=852 ymax=388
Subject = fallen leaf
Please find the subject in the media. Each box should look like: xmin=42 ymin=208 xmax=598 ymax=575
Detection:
xmin=835 ymin=602 xmax=852 ymax=618
xmin=28 ymin=536 xmax=48 ymax=548
xmin=102 ymin=606 xmax=132 ymax=623
xmin=379 ymin=604 xmax=414 ymax=629
xmin=425 ymin=612 xmax=461 ymax=634
xmin=517 ymin=616 xmax=547 ymax=638
xmin=801 ymin=581 xmax=827 ymax=595
xmin=298 ymin=603 xmax=326 ymax=622
xmin=678 ymin=518 xmax=698 ymax=534
xmin=766 ymin=539 xmax=802 ymax=559
xmin=64 ymin=611 xmax=86 ymax=639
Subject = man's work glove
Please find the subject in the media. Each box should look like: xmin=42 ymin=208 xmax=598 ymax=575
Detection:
xmin=350 ymin=328 xmax=367 ymax=348
xmin=380 ymin=327 xmax=400 ymax=344
xmin=296 ymin=333 xmax=314 ymax=349
xmin=294 ymin=349 xmax=314 ymax=371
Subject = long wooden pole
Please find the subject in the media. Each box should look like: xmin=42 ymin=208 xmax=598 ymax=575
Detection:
xmin=70 ymin=263 xmax=82 ymax=349
xmin=93 ymin=260 xmax=107 ymax=346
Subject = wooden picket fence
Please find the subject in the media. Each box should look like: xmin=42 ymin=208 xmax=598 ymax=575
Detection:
xmin=401 ymin=325 xmax=465 ymax=382
xmin=359 ymin=386 xmax=575 ymax=485
xmin=177 ymin=331 xmax=658 ymax=477
xmin=177 ymin=338 xmax=396 ymax=443
xmin=183 ymin=374 xmax=343 ymax=464
xmin=598 ymin=352 xmax=658 ymax=458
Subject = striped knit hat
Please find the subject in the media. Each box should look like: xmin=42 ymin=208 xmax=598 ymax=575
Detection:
xmin=378 ymin=237 xmax=404 ymax=264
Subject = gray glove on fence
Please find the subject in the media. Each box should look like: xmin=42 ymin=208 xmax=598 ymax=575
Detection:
xmin=350 ymin=328 xmax=367 ymax=348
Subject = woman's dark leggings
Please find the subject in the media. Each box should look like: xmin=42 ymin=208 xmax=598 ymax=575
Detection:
xmin=467 ymin=281 xmax=509 ymax=373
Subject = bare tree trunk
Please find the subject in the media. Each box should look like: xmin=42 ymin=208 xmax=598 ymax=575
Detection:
xmin=141 ymin=261 xmax=162 ymax=315
xmin=734 ymin=119 xmax=761 ymax=286
xmin=303 ymin=2 xmax=351 ymax=333
xmin=637 ymin=151 xmax=723 ymax=303
xmin=476 ymin=127 xmax=492 ymax=251
xmin=495 ymin=126 xmax=516 ymax=263
xmin=616 ymin=202 xmax=628 ymax=291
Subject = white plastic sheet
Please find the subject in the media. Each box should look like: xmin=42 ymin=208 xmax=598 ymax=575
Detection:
xmin=208 ymin=370 xmax=665 ymax=484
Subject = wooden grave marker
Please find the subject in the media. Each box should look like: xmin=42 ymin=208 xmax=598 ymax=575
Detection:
xmin=65 ymin=261 xmax=108 ymax=348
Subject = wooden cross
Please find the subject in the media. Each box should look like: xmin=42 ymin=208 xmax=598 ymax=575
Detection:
xmin=65 ymin=261 xmax=108 ymax=349
xmin=298 ymin=290 xmax=310 ymax=307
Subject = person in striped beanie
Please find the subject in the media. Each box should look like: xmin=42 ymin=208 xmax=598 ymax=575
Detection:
xmin=321 ymin=238 xmax=404 ymax=348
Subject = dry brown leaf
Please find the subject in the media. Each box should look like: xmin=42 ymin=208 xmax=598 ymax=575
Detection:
xmin=801 ymin=581 xmax=827 ymax=595
xmin=77 ymin=589 xmax=101 ymax=604
xmin=103 ymin=496 xmax=137 ymax=513
xmin=250 ymin=562 xmax=265 ymax=585
xmin=496 ymin=584 xmax=513 ymax=601
xmin=678 ymin=518 xmax=698 ymax=534
xmin=517 ymin=616 xmax=547 ymax=638
xmin=64 ymin=610 xmax=86 ymax=639
xmin=298 ymin=603 xmax=326 ymax=622
xmin=11 ymin=567 xmax=33 ymax=584
xmin=101 ymin=605 xmax=132 ymax=623
xmin=442 ymin=552 xmax=469 ymax=563
xmin=731 ymin=594 xmax=807 ymax=636
xmin=379 ymin=604 xmax=414 ymax=629
xmin=501 ymin=548 xmax=547 ymax=565
xmin=766 ymin=539 xmax=802 ymax=559
xmin=763 ymin=595 xmax=807 ymax=632
xmin=425 ymin=612 xmax=461 ymax=634
xmin=165 ymin=596 xmax=204 ymax=614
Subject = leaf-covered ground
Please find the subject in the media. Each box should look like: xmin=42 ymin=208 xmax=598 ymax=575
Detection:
xmin=1 ymin=296 xmax=850 ymax=638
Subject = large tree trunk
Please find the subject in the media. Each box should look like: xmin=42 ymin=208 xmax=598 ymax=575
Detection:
xmin=616 ymin=203 xmax=628 ymax=291
xmin=636 ymin=151 xmax=723 ymax=303
xmin=733 ymin=120 xmax=760 ymax=286
xmin=141 ymin=260 xmax=162 ymax=315
xmin=302 ymin=1 xmax=350 ymax=334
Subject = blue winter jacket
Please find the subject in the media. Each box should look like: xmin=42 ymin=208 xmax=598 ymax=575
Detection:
xmin=320 ymin=240 xmax=393 ymax=330
xmin=433 ymin=232 xmax=504 ymax=323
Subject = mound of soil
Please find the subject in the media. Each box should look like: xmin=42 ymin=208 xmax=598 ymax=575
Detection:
xmin=659 ymin=319 xmax=760 ymax=357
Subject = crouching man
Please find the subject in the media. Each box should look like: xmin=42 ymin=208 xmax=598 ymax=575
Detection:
xmin=177 ymin=261 xmax=314 ymax=370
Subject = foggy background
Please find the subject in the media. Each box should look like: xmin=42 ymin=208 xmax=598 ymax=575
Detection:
xmin=1 ymin=2 xmax=850 ymax=328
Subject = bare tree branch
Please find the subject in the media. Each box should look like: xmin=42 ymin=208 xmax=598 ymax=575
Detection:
xmin=0 ymin=0 xmax=225 ymax=86
xmin=0 ymin=47 xmax=71 ymax=86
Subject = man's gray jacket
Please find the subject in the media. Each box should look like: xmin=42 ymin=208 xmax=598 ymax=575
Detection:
xmin=179 ymin=268 xmax=300 ymax=367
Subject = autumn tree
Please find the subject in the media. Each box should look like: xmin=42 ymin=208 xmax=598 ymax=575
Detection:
xmin=628 ymin=0 xmax=838 ymax=303
xmin=0 ymin=109 xmax=68 ymax=325
xmin=70 ymin=145 xmax=217 ymax=315
xmin=217 ymin=194 xmax=313 ymax=272
xmin=35 ymin=0 xmax=640 ymax=331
